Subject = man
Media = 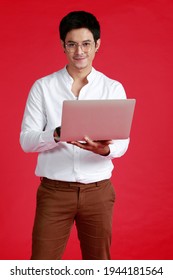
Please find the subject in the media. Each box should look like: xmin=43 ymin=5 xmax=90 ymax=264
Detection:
xmin=20 ymin=11 xmax=129 ymax=260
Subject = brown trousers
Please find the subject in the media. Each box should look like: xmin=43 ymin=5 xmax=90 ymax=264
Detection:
xmin=31 ymin=177 xmax=115 ymax=260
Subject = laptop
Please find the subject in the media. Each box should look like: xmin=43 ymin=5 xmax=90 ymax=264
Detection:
xmin=60 ymin=99 xmax=136 ymax=142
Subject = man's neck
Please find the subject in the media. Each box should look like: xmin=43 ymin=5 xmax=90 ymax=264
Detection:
xmin=66 ymin=65 xmax=92 ymax=81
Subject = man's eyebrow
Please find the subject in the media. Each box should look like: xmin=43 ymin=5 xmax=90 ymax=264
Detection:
xmin=66 ymin=39 xmax=92 ymax=43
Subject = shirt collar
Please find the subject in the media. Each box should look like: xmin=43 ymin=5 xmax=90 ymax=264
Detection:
xmin=62 ymin=66 xmax=97 ymax=84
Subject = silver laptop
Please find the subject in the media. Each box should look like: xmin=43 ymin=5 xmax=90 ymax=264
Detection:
xmin=60 ymin=99 xmax=136 ymax=142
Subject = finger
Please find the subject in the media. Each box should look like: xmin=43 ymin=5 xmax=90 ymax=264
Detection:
xmin=101 ymin=140 xmax=113 ymax=145
xmin=94 ymin=140 xmax=113 ymax=144
xmin=70 ymin=141 xmax=87 ymax=149
xmin=71 ymin=141 xmax=81 ymax=147
xmin=84 ymin=136 xmax=95 ymax=146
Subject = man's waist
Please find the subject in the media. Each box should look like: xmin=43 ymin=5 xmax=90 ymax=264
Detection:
xmin=41 ymin=177 xmax=110 ymax=188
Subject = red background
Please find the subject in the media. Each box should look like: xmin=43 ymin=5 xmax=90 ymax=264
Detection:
xmin=0 ymin=0 xmax=173 ymax=260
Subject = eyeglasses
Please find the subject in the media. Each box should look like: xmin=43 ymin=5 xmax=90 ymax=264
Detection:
xmin=65 ymin=41 xmax=95 ymax=53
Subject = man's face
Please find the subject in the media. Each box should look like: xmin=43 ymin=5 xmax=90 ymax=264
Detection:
xmin=62 ymin=28 xmax=100 ymax=71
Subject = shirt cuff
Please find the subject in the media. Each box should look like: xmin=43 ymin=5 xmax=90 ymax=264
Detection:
xmin=105 ymin=138 xmax=130 ymax=159
xmin=40 ymin=129 xmax=57 ymax=144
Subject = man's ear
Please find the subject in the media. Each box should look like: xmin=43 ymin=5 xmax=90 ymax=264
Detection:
xmin=60 ymin=40 xmax=66 ymax=52
xmin=95 ymin=38 xmax=101 ymax=52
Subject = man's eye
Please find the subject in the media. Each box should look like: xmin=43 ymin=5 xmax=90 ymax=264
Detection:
xmin=82 ymin=42 xmax=90 ymax=47
xmin=68 ymin=43 xmax=76 ymax=47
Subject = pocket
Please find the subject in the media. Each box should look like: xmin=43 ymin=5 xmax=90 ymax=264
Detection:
xmin=109 ymin=181 xmax=116 ymax=202
xmin=36 ymin=182 xmax=55 ymax=207
xmin=97 ymin=180 xmax=116 ymax=204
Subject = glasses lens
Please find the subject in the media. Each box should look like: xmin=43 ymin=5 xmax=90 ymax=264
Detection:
xmin=65 ymin=42 xmax=93 ymax=52
xmin=81 ymin=42 xmax=91 ymax=52
xmin=66 ymin=43 xmax=76 ymax=52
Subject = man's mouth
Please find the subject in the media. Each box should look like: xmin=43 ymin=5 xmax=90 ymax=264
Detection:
xmin=73 ymin=56 xmax=86 ymax=60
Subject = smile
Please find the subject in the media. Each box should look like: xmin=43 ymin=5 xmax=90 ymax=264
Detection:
xmin=73 ymin=56 xmax=86 ymax=60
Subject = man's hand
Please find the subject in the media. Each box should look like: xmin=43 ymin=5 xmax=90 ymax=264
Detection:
xmin=69 ymin=136 xmax=113 ymax=156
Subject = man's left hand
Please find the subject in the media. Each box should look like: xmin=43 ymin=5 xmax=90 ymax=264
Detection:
xmin=69 ymin=136 xmax=112 ymax=156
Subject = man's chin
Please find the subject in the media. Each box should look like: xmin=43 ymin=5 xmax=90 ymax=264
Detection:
xmin=74 ymin=63 xmax=88 ymax=70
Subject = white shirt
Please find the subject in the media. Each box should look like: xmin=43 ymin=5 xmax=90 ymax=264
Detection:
xmin=20 ymin=67 xmax=129 ymax=183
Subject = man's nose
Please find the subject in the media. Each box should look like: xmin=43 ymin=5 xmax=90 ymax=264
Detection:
xmin=75 ymin=44 xmax=84 ymax=53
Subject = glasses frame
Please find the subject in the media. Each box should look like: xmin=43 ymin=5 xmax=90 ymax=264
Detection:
xmin=65 ymin=40 xmax=95 ymax=53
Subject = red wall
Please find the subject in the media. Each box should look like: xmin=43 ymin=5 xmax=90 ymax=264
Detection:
xmin=0 ymin=0 xmax=173 ymax=260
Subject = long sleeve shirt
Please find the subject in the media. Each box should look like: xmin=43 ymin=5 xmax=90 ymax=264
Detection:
xmin=20 ymin=67 xmax=130 ymax=183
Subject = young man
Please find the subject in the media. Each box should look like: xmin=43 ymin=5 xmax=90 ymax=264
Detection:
xmin=20 ymin=11 xmax=129 ymax=260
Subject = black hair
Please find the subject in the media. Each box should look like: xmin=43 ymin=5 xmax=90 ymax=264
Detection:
xmin=59 ymin=11 xmax=100 ymax=42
